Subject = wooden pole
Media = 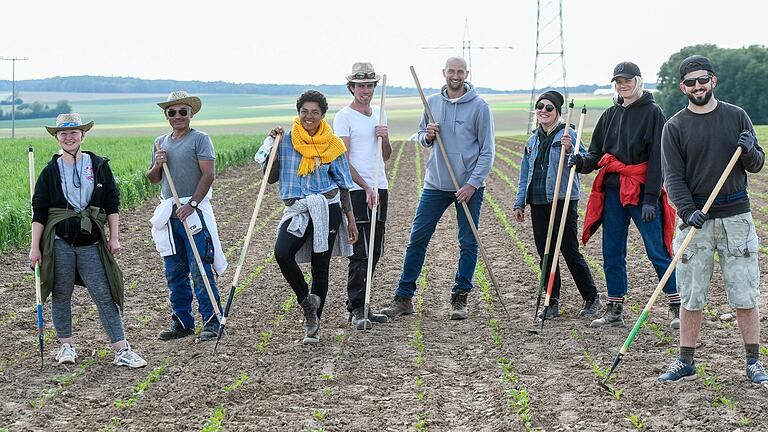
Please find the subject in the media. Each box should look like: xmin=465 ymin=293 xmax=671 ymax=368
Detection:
xmin=28 ymin=146 xmax=44 ymax=369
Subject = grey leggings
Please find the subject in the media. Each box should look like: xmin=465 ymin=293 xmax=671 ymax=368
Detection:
xmin=52 ymin=239 xmax=125 ymax=343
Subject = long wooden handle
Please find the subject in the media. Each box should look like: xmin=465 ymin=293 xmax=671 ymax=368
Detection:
xmin=410 ymin=65 xmax=508 ymax=315
xmin=543 ymin=101 xmax=575 ymax=255
xmin=155 ymin=142 xmax=222 ymax=319
xmin=363 ymin=75 xmax=387 ymax=319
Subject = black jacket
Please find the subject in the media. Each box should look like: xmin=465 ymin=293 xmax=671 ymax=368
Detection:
xmin=32 ymin=151 xmax=120 ymax=246
xmin=581 ymin=91 xmax=666 ymax=206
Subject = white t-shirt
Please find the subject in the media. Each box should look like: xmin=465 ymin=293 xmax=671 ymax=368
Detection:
xmin=333 ymin=105 xmax=389 ymax=191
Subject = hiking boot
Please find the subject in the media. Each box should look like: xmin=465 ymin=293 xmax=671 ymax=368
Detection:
xmin=347 ymin=308 xmax=389 ymax=324
xmin=158 ymin=318 xmax=195 ymax=341
xmin=381 ymin=295 xmax=415 ymax=318
xmin=589 ymin=301 xmax=624 ymax=328
xmin=197 ymin=318 xmax=220 ymax=342
xmin=300 ymin=294 xmax=321 ymax=337
xmin=56 ymin=343 xmax=77 ymax=365
xmin=747 ymin=359 xmax=768 ymax=385
xmin=658 ymin=358 xmax=697 ymax=382
xmin=350 ymin=307 xmax=373 ymax=331
xmin=580 ymin=297 xmax=601 ymax=317
xmin=538 ymin=299 xmax=560 ymax=321
xmin=669 ymin=303 xmax=681 ymax=330
xmin=450 ymin=291 xmax=469 ymax=320
xmin=113 ymin=343 xmax=148 ymax=368
xmin=303 ymin=327 xmax=320 ymax=345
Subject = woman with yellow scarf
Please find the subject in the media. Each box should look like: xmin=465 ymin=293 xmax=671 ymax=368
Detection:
xmin=258 ymin=90 xmax=358 ymax=344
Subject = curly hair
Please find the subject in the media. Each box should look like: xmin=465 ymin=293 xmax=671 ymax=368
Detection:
xmin=296 ymin=90 xmax=328 ymax=115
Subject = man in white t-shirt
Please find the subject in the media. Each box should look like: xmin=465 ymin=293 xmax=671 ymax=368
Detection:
xmin=333 ymin=62 xmax=391 ymax=330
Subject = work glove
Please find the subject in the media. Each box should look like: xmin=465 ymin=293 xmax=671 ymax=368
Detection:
xmin=686 ymin=210 xmax=709 ymax=229
xmin=567 ymin=153 xmax=584 ymax=172
xmin=641 ymin=204 xmax=656 ymax=222
xmin=737 ymin=130 xmax=756 ymax=154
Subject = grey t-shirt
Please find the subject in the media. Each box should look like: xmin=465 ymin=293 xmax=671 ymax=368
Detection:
xmin=152 ymin=129 xmax=216 ymax=199
xmin=57 ymin=153 xmax=94 ymax=212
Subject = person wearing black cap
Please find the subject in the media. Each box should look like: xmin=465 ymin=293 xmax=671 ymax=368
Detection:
xmin=568 ymin=61 xmax=681 ymax=329
xmin=514 ymin=91 xmax=599 ymax=320
xmin=658 ymin=55 xmax=767 ymax=384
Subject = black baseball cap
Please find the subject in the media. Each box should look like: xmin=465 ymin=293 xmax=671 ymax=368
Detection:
xmin=679 ymin=55 xmax=715 ymax=79
xmin=611 ymin=61 xmax=641 ymax=82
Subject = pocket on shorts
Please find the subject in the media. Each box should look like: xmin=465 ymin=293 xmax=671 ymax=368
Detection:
xmin=723 ymin=214 xmax=759 ymax=257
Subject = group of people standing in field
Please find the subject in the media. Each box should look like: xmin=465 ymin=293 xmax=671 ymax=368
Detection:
xmin=28 ymin=54 xmax=767 ymax=386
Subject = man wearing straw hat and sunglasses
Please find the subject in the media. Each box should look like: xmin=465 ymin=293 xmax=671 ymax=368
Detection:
xmin=659 ymin=55 xmax=767 ymax=384
xmin=146 ymin=91 xmax=227 ymax=343
xmin=333 ymin=62 xmax=391 ymax=330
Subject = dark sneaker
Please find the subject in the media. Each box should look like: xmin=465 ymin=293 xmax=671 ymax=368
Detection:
xmin=669 ymin=303 xmax=681 ymax=330
xmin=381 ymin=295 xmax=415 ymax=318
xmin=158 ymin=319 xmax=195 ymax=341
xmin=347 ymin=308 xmax=389 ymax=324
xmin=589 ymin=301 xmax=624 ymax=328
xmin=198 ymin=319 xmax=220 ymax=342
xmin=538 ymin=299 xmax=560 ymax=321
xmin=658 ymin=358 xmax=697 ymax=382
xmin=580 ymin=297 xmax=601 ymax=317
xmin=747 ymin=359 xmax=768 ymax=385
xmin=303 ymin=327 xmax=320 ymax=345
xmin=300 ymin=294 xmax=321 ymax=337
xmin=350 ymin=307 xmax=373 ymax=331
xmin=450 ymin=291 xmax=469 ymax=320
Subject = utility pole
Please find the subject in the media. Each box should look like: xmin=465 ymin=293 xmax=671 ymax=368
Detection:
xmin=528 ymin=0 xmax=569 ymax=132
xmin=0 ymin=56 xmax=29 ymax=139
xmin=421 ymin=17 xmax=513 ymax=83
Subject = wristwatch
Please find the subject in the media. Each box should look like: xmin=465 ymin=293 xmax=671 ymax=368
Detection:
xmin=189 ymin=200 xmax=198 ymax=209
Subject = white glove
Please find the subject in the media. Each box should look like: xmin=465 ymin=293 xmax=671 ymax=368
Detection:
xmin=255 ymin=136 xmax=275 ymax=167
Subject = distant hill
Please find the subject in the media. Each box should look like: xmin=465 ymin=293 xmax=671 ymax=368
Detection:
xmin=0 ymin=75 xmax=655 ymax=96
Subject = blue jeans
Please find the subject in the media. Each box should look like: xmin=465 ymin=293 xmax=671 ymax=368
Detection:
xmin=164 ymin=216 xmax=222 ymax=330
xmin=396 ymin=187 xmax=484 ymax=298
xmin=602 ymin=187 xmax=677 ymax=300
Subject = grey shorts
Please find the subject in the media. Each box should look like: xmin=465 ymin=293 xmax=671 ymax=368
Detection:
xmin=673 ymin=212 xmax=760 ymax=310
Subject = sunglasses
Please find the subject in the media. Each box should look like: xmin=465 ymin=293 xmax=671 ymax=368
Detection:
xmin=536 ymin=102 xmax=556 ymax=113
xmin=352 ymin=71 xmax=376 ymax=79
xmin=166 ymin=108 xmax=189 ymax=118
xmin=682 ymin=75 xmax=712 ymax=87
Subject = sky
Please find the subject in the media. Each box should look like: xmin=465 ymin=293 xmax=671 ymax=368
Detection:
xmin=2 ymin=0 xmax=767 ymax=91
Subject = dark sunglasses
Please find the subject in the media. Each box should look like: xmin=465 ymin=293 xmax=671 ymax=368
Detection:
xmin=682 ymin=75 xmax=712 ymax=87
xmin=352 ymin=71 xmax=376 ymax=79
xmin=166 ymin=108 xmax=189 ymax=117
xmin=536 ymin=102 xmax=556 ymax=112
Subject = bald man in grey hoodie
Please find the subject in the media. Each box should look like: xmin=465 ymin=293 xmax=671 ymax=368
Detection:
xmin=382 ymin=57 xmax=495 ymax=320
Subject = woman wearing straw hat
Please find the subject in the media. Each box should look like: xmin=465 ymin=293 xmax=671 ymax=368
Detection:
xmin=28 ymin=113 xmax=147 ymax=368
xmin=513 ymin=91 xmax=600 ymax=320
xmin=256 ymin=90 xmax=358 ymax=344
xmin=568 ymin=62 xmax=680 ymax=329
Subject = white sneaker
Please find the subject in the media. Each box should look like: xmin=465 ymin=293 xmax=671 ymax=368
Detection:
xmin=56 ymin=343 xmax=77 ymax=365
xmin=113 ymin=343 xmax=148 ymax=368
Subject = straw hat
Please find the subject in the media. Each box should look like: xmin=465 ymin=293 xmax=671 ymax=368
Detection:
xmin=346 ymin=62 xmax=381 ymax=83
xmin=45 ymin=113 xmax=94 ymax=136
xmin=157 ymin=90 xmax=202 ymax=114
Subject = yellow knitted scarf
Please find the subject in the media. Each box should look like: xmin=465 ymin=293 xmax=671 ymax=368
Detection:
xmin=291 ymin=116 xmax=347 ymax=176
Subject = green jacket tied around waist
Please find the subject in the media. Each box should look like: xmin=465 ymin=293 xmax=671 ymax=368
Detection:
xmin=40 ymin=207 xmax=124 ymax=310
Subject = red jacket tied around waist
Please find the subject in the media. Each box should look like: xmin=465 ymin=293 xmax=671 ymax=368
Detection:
xmin=582 ymin=153 xmax=675 ymax=257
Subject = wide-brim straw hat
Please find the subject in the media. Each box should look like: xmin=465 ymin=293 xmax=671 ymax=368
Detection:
xmin=157 ymin=90 xmax=202 ymax=114
xmin=346 ymin=62 xmax=381 ymax=83
xmin=45 ymin=113 xmax=94 ymax=136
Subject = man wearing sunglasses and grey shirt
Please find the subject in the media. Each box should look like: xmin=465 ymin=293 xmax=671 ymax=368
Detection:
xmin=659 ymin=55 xmax=768 ymax=385
xmin=146 ymin=91 xmax=227 ymax=344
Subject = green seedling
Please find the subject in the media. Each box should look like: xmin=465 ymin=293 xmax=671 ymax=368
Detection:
xmin=646 ymin=322 xmax=671 ymax=345
xmin=760 ymin=346 xmax=768 ymax=356
xmin=115 ymin=358 xmax=169 ymax=410
xmin=137 ymin=314 xmax=152 ymax=326
xmin=387 ymin=140 xmax=408 ymax=191
xmin=570 ymin=329 xmax=580 ymax=340
xmin=322 ymin=387 xmax=332 ymax=398
xmin=256 ymin=330 xmax=273 ymax=353
xmin=415 ymin=413 xmax=428 ymax=432
xmin=628 ymin=302 xmax=640 ymax=314
xmin=335 ymin=332 xmax=347 ymax=344
xmin=713 ymin=396 xmax=737 ymax=410
xmin=222 ymin=373 xmax=249 ymax=392
xmin=321 ymin=374 xmax=335 ymax=381
xmin=490 ymin=319 xmax=503 ymax=347
xmin=625 ymin=414 xmax=646 ymax=430
xmin=201 ymin=405 xmax=225 ymax=432
xmin=312 ymin=410 xmax=327 ymax=422
xmin=31 ymin=349 xmax=108 ymax=409
xmin=97 ymin=416 xmax=122 ymax=432
xmin=738 ymin=416 xmax=752 ymax=427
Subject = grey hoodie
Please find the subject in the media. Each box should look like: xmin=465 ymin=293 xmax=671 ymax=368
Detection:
xmin=417 ymin=83 xmax=495 ymax=191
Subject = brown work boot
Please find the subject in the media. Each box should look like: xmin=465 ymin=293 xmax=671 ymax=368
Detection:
xmin=381 ymin=295 xmax=415 ymax=317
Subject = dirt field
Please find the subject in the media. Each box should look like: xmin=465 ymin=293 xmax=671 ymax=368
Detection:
xmin=1 ymin=139 xmax=767 ymax=431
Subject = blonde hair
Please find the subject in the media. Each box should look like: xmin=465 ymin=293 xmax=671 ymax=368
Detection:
xmin=613 ymin=76 xmax=644 ymax=104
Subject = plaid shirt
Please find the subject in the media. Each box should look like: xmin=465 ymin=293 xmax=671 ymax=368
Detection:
xmin=278 ymin=131 xmax=355 ymax=200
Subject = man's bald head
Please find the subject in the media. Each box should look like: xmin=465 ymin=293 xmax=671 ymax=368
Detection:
xmin=445 ymin=56 xmax=468 ymax=70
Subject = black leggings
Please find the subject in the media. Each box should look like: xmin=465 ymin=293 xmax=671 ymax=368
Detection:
xmin=274 ymin=203 xmax=342 ymax=318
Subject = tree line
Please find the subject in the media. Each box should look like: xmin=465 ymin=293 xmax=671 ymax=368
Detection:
xmin=0 ymin=99 xmax=71 ymax=120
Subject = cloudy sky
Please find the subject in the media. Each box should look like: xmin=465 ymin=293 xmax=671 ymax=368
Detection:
xmin=2 ymin=0 xmax=766 ymax=91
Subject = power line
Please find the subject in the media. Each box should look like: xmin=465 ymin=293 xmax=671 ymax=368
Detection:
xmin=0 ymin=56 xmax=29 ymax=139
